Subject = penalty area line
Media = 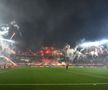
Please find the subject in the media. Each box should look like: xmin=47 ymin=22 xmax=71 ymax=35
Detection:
xmin=0 ymin=83 xmax=108 ymax=85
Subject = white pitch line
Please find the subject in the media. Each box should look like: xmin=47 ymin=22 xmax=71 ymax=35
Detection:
xmin=0 ymin=83 xmax=108 ymax=85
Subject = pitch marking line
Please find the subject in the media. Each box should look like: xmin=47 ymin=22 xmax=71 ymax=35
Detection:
xmin=0 ymin=83 xmax=108 ymax=85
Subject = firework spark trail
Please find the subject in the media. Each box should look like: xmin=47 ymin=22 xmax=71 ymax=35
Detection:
xmin=10 ymin=32 xmax=16 ymax=40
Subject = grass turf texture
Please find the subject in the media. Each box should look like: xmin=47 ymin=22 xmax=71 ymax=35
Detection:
xmin=0 ymin=67 xmax=108 ymax=90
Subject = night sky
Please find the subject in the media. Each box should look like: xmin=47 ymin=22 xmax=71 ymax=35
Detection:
xmin=0 ymin=0 xmax=108 ymax=49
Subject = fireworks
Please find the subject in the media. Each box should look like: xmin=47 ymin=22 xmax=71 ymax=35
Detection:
xmin=0 ymin=21 xmax=20 ymax=66
xmin=61 ymin=39 xmax=108 ymax=64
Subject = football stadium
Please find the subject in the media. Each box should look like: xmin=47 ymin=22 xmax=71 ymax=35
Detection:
xmin=0 ymin=0 xmax=108 ymax=90
xmin=0 ymin=22 xmax=108 ymax=90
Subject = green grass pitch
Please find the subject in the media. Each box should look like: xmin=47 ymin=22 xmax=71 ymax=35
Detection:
xmin=0 ymin=67 xmax=108 ymax=90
